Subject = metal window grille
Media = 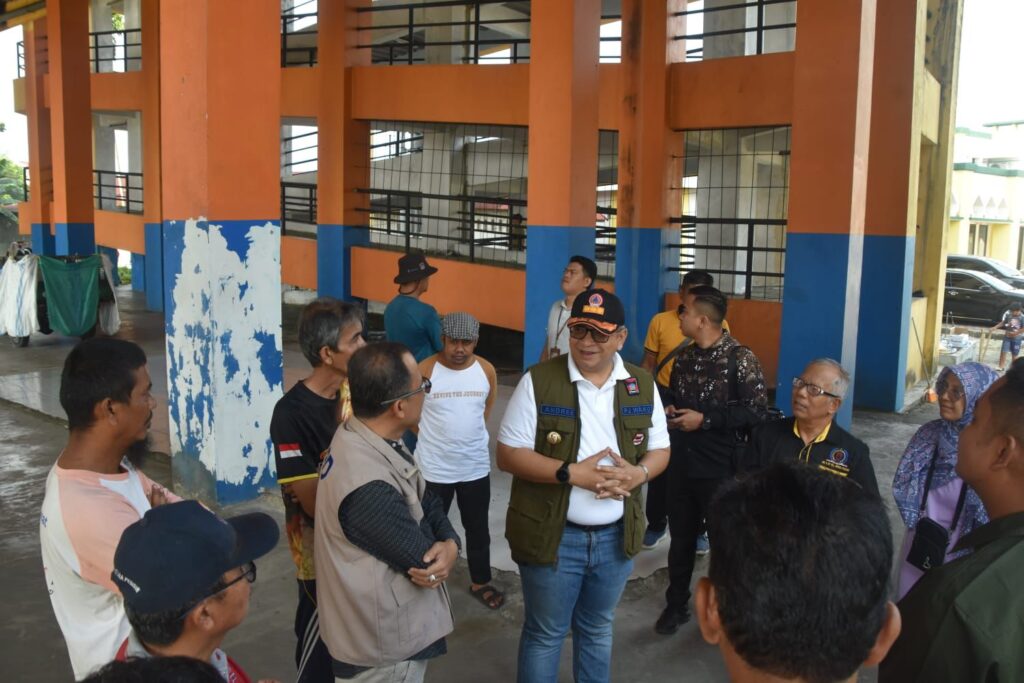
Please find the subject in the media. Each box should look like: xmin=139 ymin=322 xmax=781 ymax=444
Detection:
xmin=280 ymin=123 xmax=319 ymax=237
xmin=671 ymin=0 xmax=796 ymax=62
xmin=281 ymin=182 xmax=317 ymax=237
xmin=671 ymin=126 xmax=790 ymax=301
xmin=281 ymin=0 xmax=318 ymax=67
xmin=89 ymin=30 xmax=142 ymax=73
xmin=356 ymin=0 xmax=531 ymax=66
xmin=357 ymin=121 xmax=529 ymax=266
xmin=93 ymin=169 xmax=144 ymax=215
xmin=16 ymin=40 xmax=25 ymax=77
xmin=599 ymin=14 xmax=622 ymax=64
xmin=596 ymin=130 xmax=618 ymax=276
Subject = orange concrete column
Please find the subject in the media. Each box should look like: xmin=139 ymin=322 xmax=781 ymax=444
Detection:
xmin=778 ymin=0 xmax=877 ymax=426
xmin=615 ymin=0 xmax=684 ymax=360
xmin=316 ymin=0 xmax=370 ymax=299
xmin=159 ymin=0 xmax=283 ymax=503
xmin=47 ymin=0 xmax=95 ymax=255
xmin=524 ymin=0 xmax=600 ymax=364
xmin=23 ymin=19 xmax=54 ymax=254
xmin=856 ymin=0 xmax=926 ymax=410
xmin=140 ymin=0 xmax=163 ymax=310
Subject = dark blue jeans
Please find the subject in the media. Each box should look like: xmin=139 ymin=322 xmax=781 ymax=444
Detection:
xmin=516 ymin=522 xmax=633 ymax=683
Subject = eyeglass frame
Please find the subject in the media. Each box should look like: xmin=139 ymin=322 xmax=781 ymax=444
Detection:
xmin=792 ymin=376 xmax=841 ymax=400
xmin=935 ymin=379 xmax=965 ymax=401
xmin=174 ymin=561 xmax=256 ymax=621
xmin=568 ymin=324 xmax=619 ymax=344
xmin=380 ymin=376 xmax=432 ymax=406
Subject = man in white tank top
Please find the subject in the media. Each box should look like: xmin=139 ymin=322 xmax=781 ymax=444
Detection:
xmin=415 ymin=312 xmax=502 ymax=609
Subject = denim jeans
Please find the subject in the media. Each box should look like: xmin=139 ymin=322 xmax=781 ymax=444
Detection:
xmin=516 ymin=522 xmax=633 ymax=683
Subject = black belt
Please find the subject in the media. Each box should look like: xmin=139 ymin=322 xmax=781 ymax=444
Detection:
xmin=566 ymin=519 xmax=623 ymax=533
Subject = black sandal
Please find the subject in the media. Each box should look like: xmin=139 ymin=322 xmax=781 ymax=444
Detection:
xmin=469 ymin=585 xmax=505 ymax=610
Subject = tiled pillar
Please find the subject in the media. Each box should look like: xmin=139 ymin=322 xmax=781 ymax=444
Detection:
xmin=159 ymin=0 xmax=283 ymax=504
xmin=777 ymin=0 xmax=877 ymax=427
xmin=524 ymin=0 xmax=600 ymax=366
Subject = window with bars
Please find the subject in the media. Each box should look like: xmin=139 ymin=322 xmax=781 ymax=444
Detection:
xmin=673 ymin=126 xmax=790 ymax=301
xmin=358 ymin=121 xmax=529 ymax=266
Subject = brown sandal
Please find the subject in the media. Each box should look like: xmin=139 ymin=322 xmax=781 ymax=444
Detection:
xmin=469 ymin=584 xmax=505 ymax=610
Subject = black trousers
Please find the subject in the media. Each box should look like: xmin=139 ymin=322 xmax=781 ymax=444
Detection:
xmin=426 ymin=475 xmax=493 ymax=585
xmin=294 ymin=579 xmax=334 ymax=683
xmin=665 ymin=474 xmax=727 ymax=611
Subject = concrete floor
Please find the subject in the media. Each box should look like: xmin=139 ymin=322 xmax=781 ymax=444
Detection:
xmin=0 ymin=287 xmax=984 ymax=682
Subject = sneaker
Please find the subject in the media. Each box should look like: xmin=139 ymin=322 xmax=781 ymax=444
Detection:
xmin=642 ymin=527 xmax=667 ymax=549
xmin=655 ymin=605 xmax=691 ymax=635
xmin=695 ymin=532 xmax=710 ymax=556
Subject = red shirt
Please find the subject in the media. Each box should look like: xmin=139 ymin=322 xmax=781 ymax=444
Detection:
xmin=115 ymin=636 xmax=253 ymax=683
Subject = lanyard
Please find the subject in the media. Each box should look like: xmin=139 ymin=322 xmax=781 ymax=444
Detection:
xmin=920 ymin=448 xmax=968 ymax=532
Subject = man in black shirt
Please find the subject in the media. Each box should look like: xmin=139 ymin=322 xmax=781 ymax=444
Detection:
xmin=748 ymin=359 xmax=878 ymax=496
xmin=657 ymin=286 xmax=768 ymax=635
xmin=270 ymin=297 xmax=366 ymax=682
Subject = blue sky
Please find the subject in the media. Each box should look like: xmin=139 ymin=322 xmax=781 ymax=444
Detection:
xmin=0 ymin=1 xmax=1018 ymax=164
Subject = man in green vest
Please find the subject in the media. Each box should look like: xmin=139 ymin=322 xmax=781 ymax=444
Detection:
xmin=497 ymin=288 xmax=671 ymax=683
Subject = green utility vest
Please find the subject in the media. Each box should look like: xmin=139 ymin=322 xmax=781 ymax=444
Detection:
xmin=505 ymin=355 xmax=656 ymax=565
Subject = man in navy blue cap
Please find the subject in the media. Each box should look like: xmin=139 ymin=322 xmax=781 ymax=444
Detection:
xmin=109 ymin=500 xmax=280 ymax=682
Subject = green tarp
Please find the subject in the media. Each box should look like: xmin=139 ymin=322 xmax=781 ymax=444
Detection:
xmin=38 ymin=255 xmax=100 ymax=337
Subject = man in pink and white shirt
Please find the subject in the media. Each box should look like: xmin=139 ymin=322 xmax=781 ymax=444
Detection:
xmin=40 ymin=338 xmax=178 ymax=680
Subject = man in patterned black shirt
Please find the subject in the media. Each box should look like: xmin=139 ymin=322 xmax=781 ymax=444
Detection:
xmin=656 ymin=285 xmax=768 ymax=635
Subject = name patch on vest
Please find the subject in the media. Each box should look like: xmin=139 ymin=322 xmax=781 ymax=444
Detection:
xmin=620 ymin=404 xmax=654 ymax=416
xmin=540 ymin=404 xmax=577 ymax=418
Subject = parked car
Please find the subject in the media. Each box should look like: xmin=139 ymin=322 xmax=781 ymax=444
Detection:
xmin=943 ymin=268 xmax=1024 ymax=326
xmin=946 ymin=254 xmax=1024 ymax=290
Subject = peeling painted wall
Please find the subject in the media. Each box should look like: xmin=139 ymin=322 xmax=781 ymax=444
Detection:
xmin=163 ymin=218 xmax=284 ymax=503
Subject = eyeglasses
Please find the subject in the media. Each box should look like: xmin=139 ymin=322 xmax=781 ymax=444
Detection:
xmin=568 ymin=324 xmax=615 ymax=344
xmin=380 ymin=377 xmax=432 ymax=406
xmin=935 ymin=380 xmax=965 ymax=401
xmin=175 ymin=562 xmax=256 ymax=620
xmin=792 ymin=376 xmax=841 ymax=399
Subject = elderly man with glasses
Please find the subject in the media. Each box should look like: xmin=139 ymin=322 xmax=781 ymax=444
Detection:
xmin=747 ymin=358 xmax=879 ymax=497
xmin=110 ymin=500 xmax=280 ymax=682
xmin=314 ymin=342 xmax=461 ymax=683
xmin=497 ymin=288 xmax=671 ymax=683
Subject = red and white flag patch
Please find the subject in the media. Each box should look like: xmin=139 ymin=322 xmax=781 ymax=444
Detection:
xmin=278 ymin=443 xmax=302 ymax=459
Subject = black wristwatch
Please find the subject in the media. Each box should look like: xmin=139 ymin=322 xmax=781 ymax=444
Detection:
xmin=556 ymin=461 xmax=572 ymax=484
xmin=701 ymin=415 xmax=712 ymax=431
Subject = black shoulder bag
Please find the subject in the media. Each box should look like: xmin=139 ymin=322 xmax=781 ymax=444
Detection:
xmin=725 ymin=346 xmax=783 ymax=473
xmin=905 ymin=452 xmax=968 ymax=572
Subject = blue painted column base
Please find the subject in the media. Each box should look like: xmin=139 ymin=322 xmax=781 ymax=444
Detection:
xmin=854 ymin=235 xmax=915 ymax=411
xmin=317 ymin=224 xmax=370 ymax=300
xmin=614 ymin=227 xmax=678 ymax=365
xmin=524 ymin=225 xmax=596 ymax=370
xmin=144 ymin=223 xmax=164 ymax=311
xmin=55 ymin=222 xmax=95 ymax=256
xmin=31 ymin=223 xmax=55 ymax=255
xmin=777 ymin=232 xmax=863 ymax=428
xmin=130 ymin=252 xmax=146 ymax=292
xmin=163 ymin=218 xmax=284 ymax=505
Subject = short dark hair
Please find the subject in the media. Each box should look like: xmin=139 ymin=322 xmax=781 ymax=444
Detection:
xmin=707 ymin=463 xmax=892 ymax=683
xmin=687 ymin=285 xmax=728 ymax=324
xmin=124 ymin=577 xmax=228 ymax=647
xmin=81 ymin=656 xmax=223 ymax=683
xmin=569 ymin=255 xmax=597 ymax=287
xmin=348 ymin=343 xmax=413 ymax=419
xmin=681 ymin=269 xmax=714 ymax=289
xmin=989 ymin=357 xmax=1024 ymax=443
xmin=298 ymin=298 xmax=364 ymax=367
xmin=60 ymin=339 xmax=148 ymax=431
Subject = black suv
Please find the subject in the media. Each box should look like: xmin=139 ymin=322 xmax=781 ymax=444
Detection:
xmin=946 ymin=254 xmax=1024 ymax=290
xmin=944 ymin=268 xmax=1024 ymax=325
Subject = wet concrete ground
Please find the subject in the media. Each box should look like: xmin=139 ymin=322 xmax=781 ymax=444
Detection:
xmin=0 ymin=287 xmax=984 ymax=682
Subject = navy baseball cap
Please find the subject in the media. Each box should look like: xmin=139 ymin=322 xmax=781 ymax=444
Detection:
xmin=567 ymin=288 xmax=625 ymax=334
xmin=112 ymin=500 xmax=279 ymax=614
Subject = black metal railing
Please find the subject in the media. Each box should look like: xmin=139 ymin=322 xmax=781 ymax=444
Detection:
xmin=22 ymin=166 xmax=29 ymax=201
xmin=281 ymin=2 xmax=318 ymax=67
xmin=282 ymin=129 xmax=319 ymax=173
xmin=370 ymin=131 xmax=424 ymax=160
xmin=89 ymin=29 xmax=142 ymax=72
xmin=16 ymin=40 xmax=25 ymax=77
xmin=93 ymin=170 xmax=143 ymax=214
xmin=672 ymin=0 xmax=796 ymax=62
xmin=281 ymin=181 xmax=317 ymax=236
xmin=668 ymin=216 xmax=787 ymax=300
xmin=356 ymin=0 xmax=530 ymax=66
